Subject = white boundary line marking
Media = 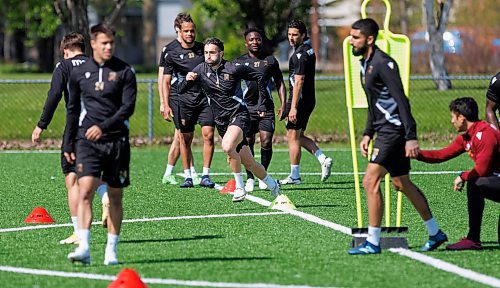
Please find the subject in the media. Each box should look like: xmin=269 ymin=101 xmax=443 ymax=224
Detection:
xmin=0 ymin=266 xmax=334 ymax=288
xmin=245 ymin=195 xmax=500 ymax=287
xmin=389 ymin=248 xmax=500 ymax=287
xmin=0 ymin=212 xmax=286 ymax=233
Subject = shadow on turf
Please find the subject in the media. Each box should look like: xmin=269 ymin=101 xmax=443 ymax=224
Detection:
xmin=125 ymin=256 xmax=272 ymax=265
xmin=120 ymin=235 xmax=224 ymax=244
xmin=295 ymin=203 xmax=348 ymax=208
xmin=281 ymin=185 xmax=353 ymax=192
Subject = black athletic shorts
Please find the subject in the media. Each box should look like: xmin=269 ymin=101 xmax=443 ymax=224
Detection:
xmin=370 ymin=131 xmax=410 ymax=177
xmin=247 ymin=109 xmax=276 ymax=136
xmin=216 ymin=112 xmax=250 ymax=153
xmin=285 ymin=100 xmax=315 ymax=131
xmin=179 ymin=100 xmax=215 ymax=133
xmin=75 ymin=137 xmax=131 ymax=188
xmin=170 ymin=97 xmax=181 ymax=130
xmin=60 ymin=150 xmax=75 ymax=174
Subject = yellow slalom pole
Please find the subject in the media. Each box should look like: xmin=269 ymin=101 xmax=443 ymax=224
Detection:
xmin=396 ymin=191 xmax=403 ymax=227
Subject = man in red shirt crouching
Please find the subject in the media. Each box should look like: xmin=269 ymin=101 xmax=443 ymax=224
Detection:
xmin=416 ymin=97 xmax=500 ymax=250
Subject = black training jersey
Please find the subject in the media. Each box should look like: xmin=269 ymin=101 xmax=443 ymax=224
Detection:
xmin=37 ymin=54 xmax=87 ymax=129
xmin=289 ymin=39 xmax=316 ymax=104
xmin=486 ymin=72 xmax=500 ymax=104
xmin=163 ymin=40 xmax=205 ymax=105
xmin=360 ymin=46 xmax=417 ymax=140
xmin=64 ymin=56 xmax=137 ymax=152
xmin=179 ymin=60 xmax=266 ymax=126
xmin=234 ymin=53 xmax=283 ymax=113
xmin=159 ymin=41 xmax=180 ymax=100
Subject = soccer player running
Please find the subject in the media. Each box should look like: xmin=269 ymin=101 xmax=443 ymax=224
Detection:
xmin=31 ymin=33 xmax=109 ymax=245
xmin=281 ymin=20 xmax=332 ymax=186
xmin=180 ymin=37 xmax=281 ymax=202
xmin=234 ymin=28 xmax=287 ymax=192
xmin=485 ymin=72 xmax=500 ymax=129
xmin=347 ymin=18 xmax=447 ymax=255
xmin=64 ymin=24 xmax=136 ymax=265
xmin=158 ymin=20 xmax=198 ymax=186
xmin=415 ymin=97 xmax=500 ymax=250
xmin=162 ymin=13 xmax=215 ymax=188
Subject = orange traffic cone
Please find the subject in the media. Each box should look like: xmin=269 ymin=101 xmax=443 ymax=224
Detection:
xmin=24 ymin=207 xmax=55 ymax=223
xmin=219 ymin=179 xmax=236 ymax=194
xmin=108 ymin=268 xmax=147 ymax=288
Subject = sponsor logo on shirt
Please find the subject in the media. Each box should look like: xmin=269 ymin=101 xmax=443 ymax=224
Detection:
xmin=388 ymin=62 xmax=394 ymax=69
xmin=306 ymin=48 xmax=314 ymax=55
xmin=296 ymin=53 xmax=302 ymax=59
xmin=223 ymin=74 xmax=230 ymax=81
xmin=368 ymin=65 xmax=373 ymax=74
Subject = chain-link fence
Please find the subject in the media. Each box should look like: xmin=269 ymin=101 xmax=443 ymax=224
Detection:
xmin=0 ymin=75 xmax=491 ymax=147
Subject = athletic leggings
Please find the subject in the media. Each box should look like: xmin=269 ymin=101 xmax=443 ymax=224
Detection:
xmin=466 ymin=176 xmax=500 ymax=243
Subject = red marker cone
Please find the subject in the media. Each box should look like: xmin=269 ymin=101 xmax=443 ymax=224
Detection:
xmin=220 ymin=179 xmax=236 ymax=194
xmin=108 ymin=268 xmax=147 ymax=288
xmin=24 ymin=207 xmax=55 ymax=223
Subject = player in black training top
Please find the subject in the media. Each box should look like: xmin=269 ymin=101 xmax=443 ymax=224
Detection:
xmin=158 ymin=18 xmax=197 ymax=186
xmin=347 ymin=18 xmax=447 ymax=255
xmin=32 ymin=33 xmax=110 ymax=245
xmin=234 ymin=28 xmax=287 ymax=192
xmin=485 ymin=72 xmax=500 ymax=129
xmin=281 ymin=19 xmax=332 ymax=186
xmin=180 ymin=37 xmax=282 ymax=203
xmin=64 ymin=24 xmax=136 ymax=266
xmin=162 ymin=13 xmax=215 ymax=189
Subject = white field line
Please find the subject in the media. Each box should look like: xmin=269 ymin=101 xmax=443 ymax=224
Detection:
xmin=245 ymin=195 xmax=500 ymax=287
xmin=0 ymin=266 xmax=335 ymax=288
xmin=178 ymin=171 xmax=462 ymax=177
xmin=389 ymin=248 xmax=500 ymax=288
xmin=0 ymin=212 xmax=286 ymax=234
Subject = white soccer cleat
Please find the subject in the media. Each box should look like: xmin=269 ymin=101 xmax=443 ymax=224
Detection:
xmin=279 ymin=175 xmax=301 ymax=185
xmin=232 ymin=188 xmax=246 ymax=202
xmin=104 ymin=250 xmax=119 ymax=266
xmin=321 ymin=157 xmax=333 ymax=182
xmin=68 ymin=247 xmax=91 ymax=264
xmin=102 ymin=194 xmax=110 ymax=228
xmin=269 ymin=180 xmax=281 ymax=199
xmin=258 ymin=179 xmax=267 ymax=190
xmin=245 ymin=178 xmax=255 ymax=193
xmin=59 ymin=233 xmax=80 ymax=245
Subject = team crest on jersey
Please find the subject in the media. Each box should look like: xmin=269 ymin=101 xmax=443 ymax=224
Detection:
xmin=263 ymin=60 xmax=268 ymax=66
xmin=85 ymin=72 xmax=91 ymax=79
xmin=188 ymin=52 xmax=195 ymax=59
xmin=223 ymin=73 xmax=230 ymax=81
xmin=296 ymin=53 xmax=302 ymax=59
xmin=367 ymin=65 xmax=373 ymax=74
xmin=371 ymin=148 xmax=379 ymax=161
xmin=476 ymin=132 xmax=483 ymax=140
xmin=108 ymin=71 xmax=117 ymax=81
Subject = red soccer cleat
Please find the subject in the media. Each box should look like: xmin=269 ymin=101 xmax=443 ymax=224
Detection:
xmin=446 ymin=238 xmax=483 ymax=250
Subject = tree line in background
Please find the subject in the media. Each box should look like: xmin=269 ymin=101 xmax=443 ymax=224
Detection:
xmin=0 ymin=0 xmax=498 ymax=90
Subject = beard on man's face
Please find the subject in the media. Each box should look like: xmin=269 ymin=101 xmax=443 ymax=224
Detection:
xmin=352 ymin=45 xmax=367 ymax=56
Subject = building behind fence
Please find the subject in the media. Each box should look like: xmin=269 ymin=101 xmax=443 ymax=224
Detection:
xmin=0 ymin=75 xmax=492 ymax=148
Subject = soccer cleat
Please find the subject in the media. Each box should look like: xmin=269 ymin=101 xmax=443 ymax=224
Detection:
xmin=104 ymin=250 xmax=119 ymax=266
xmin=279 ymin=175 xmax=302 ymax=185
xmin=162 ymin=174 xmax=179 ymax=185
xmin=192 ymin=173 xmax=202 ymax=186
xmin=59 ymin=233 xmax=80 ymax=245
xmin=446 ymin=238 xmax=483 ymax=251
xmin=258 ymin=179 xmax=267 ymax=190
xmin=348 ymin=240 xmax=381 ymax=255
xmin=68 ymin=247 xmax=91 ymax=264
xmin=421 ymin=229 xmax=448 ymax=252
xmin=321 ymin=157 xmax=333 ymax=182
xmin=269 ymin=180 xmax=281 ymax=199
xmin=180 ymin=178 xmax=194 ymax=188
xmin=232 ymin=188 xmax=246 ymax=202
xmin=102 ymin=194 xmax=110 ymax=228
xmin=245 ymin=178 xmax=255 ymax=193
xmin=199 ymin=175 xmax=215 ymax=188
